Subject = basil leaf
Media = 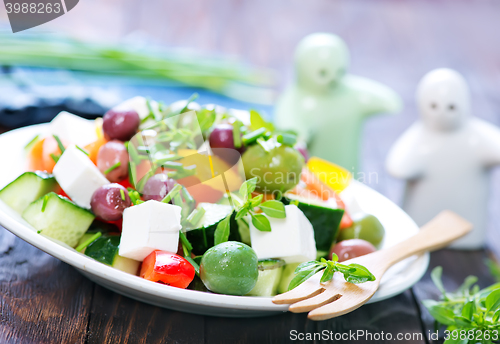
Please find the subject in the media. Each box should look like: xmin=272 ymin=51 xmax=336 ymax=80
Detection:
xmin=330 ymin=253 xmax=339 ymax=262
xmin=493 ymin=308 xmax=500 ymax=322
xmin=295 ymin=261 xmax=320 ymax=273
xmin=431 ymin=266 xmax=449 ymax=300
xmin=453 ymin=316 xmax=472 ymax=327
xmin=320 ymin=266 xmax=335 ymax=283
xmin=214 ymin=213 xmax=232 ymax=245
xmin=240 ymin=178 xmax=258 ymax=199
xmin=461 ymin=300 xmax=475 ymax=320
xmin=250 ymin=194 xmax=263 ymax=208
xmin=259 ymin=200 xmax=286 ymax=218
xmin=288 ymin=266 xmax=324 ymax=291
xmin=235 ymin=207 xmax=249 ymax=220
xmin=343 ymin=263 xmax=376 ymax=284
xmin=251 ymin=213 xmax=271 ymax=232
xmin=456 ymin=275 xmax=478 ymax=296
xmin=422 ymin=300 xmax=456 ymax=326
xmin=486 ymin=288 xmax=500 ymax=313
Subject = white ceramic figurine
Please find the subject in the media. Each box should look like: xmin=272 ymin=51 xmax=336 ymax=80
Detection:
xmin=386 ymin=68 xmax=500 ymax=249
xmin=275 ymin=33 xmax=402 ymax=172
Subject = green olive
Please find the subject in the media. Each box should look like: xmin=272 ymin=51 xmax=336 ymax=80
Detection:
xmin=242 ymin=143 xmax=304 ymax=193
xmin=338 ymin=214 xmax=385 ymax=247
xmin=200 ymin=241 xmax=258 ymax=295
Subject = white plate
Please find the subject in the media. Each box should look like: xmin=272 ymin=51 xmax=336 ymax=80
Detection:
xmin=0 ymin=124 xmax=429 ymax=317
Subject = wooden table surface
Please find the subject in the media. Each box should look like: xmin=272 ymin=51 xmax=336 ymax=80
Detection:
xmin=2 ymin=0 xmax=500 ymax=343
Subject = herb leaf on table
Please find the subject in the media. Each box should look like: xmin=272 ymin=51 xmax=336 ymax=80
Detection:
xmin=423 ymin=266 xmax=500 ymax=344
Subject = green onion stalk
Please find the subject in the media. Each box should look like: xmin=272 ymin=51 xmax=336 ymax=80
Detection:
xmin=0 ymin=32 xmax=276 ymax=104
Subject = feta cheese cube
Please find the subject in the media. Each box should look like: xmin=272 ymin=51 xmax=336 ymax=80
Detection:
xmin=50 ymin=111 xmax=98 ymax=147
xmin=53 ymin=145 xmax=109 ymax=209
xmin=249 ymin=205 xmax=317 ymax=263
xmin=119 ymin=201 xmax=182 ymax=261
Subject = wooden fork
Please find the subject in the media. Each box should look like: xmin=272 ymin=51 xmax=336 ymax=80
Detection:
xmin=272 ymin=211 xmax=473 ymax=321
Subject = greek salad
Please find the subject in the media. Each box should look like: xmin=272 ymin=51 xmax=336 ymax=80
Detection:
xmin=0 ymin=95 xmax=385 ymax=297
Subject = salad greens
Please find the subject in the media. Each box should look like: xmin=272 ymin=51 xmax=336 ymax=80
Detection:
xmin=288 ymin=255 xmax=376 ymax=291
xmin=9 ymin=94 xmax=364 ymax=298
xmin=423 ymin=266 xmax=500 ymax=344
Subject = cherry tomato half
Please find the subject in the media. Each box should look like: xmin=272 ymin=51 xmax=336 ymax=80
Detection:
xmin=140 ymin=250 xmax=195 ymax=289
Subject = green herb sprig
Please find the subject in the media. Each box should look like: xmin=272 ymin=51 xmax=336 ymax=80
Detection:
xmin=422 ymin=266 xmax=500 ymax=344
xmin=213 ymin=178 xmax=287 ymax=245
xmin=288 ymin=256 xmax=376 ymax=291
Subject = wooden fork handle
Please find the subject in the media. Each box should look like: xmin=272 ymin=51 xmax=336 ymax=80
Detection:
xmin=374 ymin=210 xmax=472 ymax=272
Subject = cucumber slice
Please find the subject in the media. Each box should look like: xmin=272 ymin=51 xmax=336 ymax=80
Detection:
xmin=76 ymin=220 xmax=120 ymax=249
xmin=0 ymin=171 xmax=59 ymax=214
xmin=277 ymin=263 xmax=300 ymax=294
xmin=284 ymin=194 xmax=344 ymax=252
xmin=258 ymin=258 xmax=286 ymax=271
xmin=185 ymin=203 xmax=241 ymax=254
xmin=236 ymin=217 xmax=251 ymax=245
xmin=87 ymin=219 xmax=120 ymax=234
xmin=85 ymin=235 xmax=139 ymax=275
xmin=247 ymin=259 xmax=285 ymax=296
xmin=22 ymin=192 xmax=94 ymax=247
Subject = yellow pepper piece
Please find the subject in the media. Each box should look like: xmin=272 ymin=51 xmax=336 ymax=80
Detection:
xmin=95 ymin=117 xmax=104 ymax=139
xmin=307 ymin=157 xmax=351 ymax=193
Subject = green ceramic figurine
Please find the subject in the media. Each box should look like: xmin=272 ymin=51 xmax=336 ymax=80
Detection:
xmin=275 ymin=33 xmax=402 ymax=172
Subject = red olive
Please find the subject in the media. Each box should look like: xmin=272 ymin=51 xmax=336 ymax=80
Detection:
xmin=90 ymin=184 xmax=131 ymax=221
xmin=102 ymin=109 xmax=140 ymax=141
xmin=97 ymin=140 xmax=129 ymax=182
xmin=329 ymin=239 xmax=376 ymax=262
xmin=142 ymin=174 xmax=178 ymax=202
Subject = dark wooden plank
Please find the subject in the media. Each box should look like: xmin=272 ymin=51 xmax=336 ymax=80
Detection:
xmin=412 ymin=249 xmax=497 ymax=344
xmin=204 ymin=312 xmax=311 ymax=344
xmin=86 ymin=285 xmax=205 ymax=344
xmin=0 ymin=226 xmax=94 ymax=344
xmin=315 ymin=292 xmax=426 ymax=344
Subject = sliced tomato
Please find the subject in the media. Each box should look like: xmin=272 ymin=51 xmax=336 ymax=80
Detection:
xmin=140 ymin=250 xmax=195 ymax=289
xmin=300 ymin=168 xmax=334 ymax=201
xmin=28 ymin=138 xmax=46 ymax=171
xmin=42 ymin=136 xmax=69 ymax=173
xmin=84 ymin=137 xmax=107 ymax=165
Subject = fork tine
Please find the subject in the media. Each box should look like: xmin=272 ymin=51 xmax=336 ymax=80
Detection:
xmin=272 ymin=275 xmax=323 ymax=304
xmin=307 ymin=291 xmax=372 ymax=320
xmin=289 ymin=289 xmax=341 ymax=313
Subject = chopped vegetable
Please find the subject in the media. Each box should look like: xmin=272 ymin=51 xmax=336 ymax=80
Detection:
xmin=140 ymin=250 xmax=195 ymax=289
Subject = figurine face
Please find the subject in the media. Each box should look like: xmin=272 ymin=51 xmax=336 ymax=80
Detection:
xmin=294 ymin=33 xmax=349 ymax=91
xmin=417 ymin=69 xmax=470 ymax=131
